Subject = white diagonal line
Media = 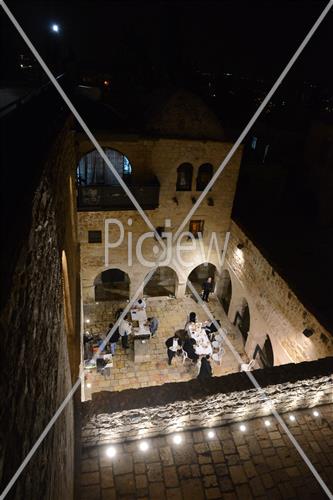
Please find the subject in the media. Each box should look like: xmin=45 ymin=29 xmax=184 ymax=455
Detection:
xmin=0 ymin=0 xmax=167 ymax=254
xmin=174 ymin=0 xmax=333 ymax=241
xmin=0 ymin=377 xmax=81 ymax=500
xmin=0 ymin=267 xmax=158 ymax=498
xmin=186 ymin=279 xmax=333 ymax=499
xmin=1 ymin=0 xmax=332 ymax=498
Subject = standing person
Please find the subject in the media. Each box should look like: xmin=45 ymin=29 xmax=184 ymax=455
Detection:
xmin=148 ymin=317 xmax=159 ymax=336
xmin=119 ymin=315 xmax=132 ymax=349
xmin=107 ymin=323 xmax=120 ymax=355
xmin=165 ymin=332 xmax=182 ymax=365
xmin=197 ymin=355 xmax=213 ymax=380
xmin=202 ymin=276 xmax=214 ymax=302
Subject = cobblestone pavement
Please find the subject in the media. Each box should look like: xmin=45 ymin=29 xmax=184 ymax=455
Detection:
xmin=79 ymin=404 xmax=333 ymax=499
xmin=84 ymin=296 xmax=246 ymax=397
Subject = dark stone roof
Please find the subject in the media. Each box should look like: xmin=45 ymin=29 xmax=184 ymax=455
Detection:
xmin=143 ymin=88 xmax=225 ymax=141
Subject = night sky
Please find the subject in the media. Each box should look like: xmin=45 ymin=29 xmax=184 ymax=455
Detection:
xmin=1 ymin=1 xmax=332 ymax=85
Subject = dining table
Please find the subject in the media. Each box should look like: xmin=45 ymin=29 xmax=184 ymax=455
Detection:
xmin=188 ymin=322 xmax=213 ymax=356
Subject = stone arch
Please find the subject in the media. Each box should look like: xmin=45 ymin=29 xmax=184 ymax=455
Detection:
xmin=219 ymin=269 xmax=232 ymax=314
xmin=61 ymin=250 xmax=74 ymax=335
xmin=234 ymin=297 xmax=250 ymax=344
xmin=186 ymin=262 xmax=217 ymax=296
xmin=77 ymin=147 xmax=132 ymax=186
xmin=94 ymin=268 xmax=130 ymax=301
xmin=143 ymin=266 xmax=178 ymax=297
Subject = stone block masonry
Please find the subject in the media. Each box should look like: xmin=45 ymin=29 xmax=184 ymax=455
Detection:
xmin=81 ymin=357 xmax=333 ymax=446
xmin=0 ymin=117 xmax=80 ymax=500
xmin=80 ymin=403 xmax=333 ymax=500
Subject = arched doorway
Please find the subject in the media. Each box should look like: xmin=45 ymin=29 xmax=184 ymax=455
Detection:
xmin=234 ymin=298 xmax=250 ymax=344
xmin=94 ymin=268 xmax=130 ymax=301
xmin=219 ymin=269 xmax=232 ymax=314
xmin=186 ymin=262 xmax=216 ymax=296
xmin=261 ymin=335 xmax=274 ymax=367
xmin=144 ymin=267 xmax=177 ymax=297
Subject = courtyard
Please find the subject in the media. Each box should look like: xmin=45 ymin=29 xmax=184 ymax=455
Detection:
xmin=83 ymin=295 xmax=246 ymax=398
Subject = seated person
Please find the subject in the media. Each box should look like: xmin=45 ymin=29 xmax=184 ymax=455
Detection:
xmin=132 ymin=298 xmax=146 ymax=310
xmin=148 ymin=317 xmax=159 ymax=336
xmin=197 ymin=355 xmax=213 ymax=380
xmin=184 ymin=311 xmax=197 ymax=332
xmin=204 ymin=319 xmax=221 ymax=341
xmin=107 ymin=322 xmax=120 ymax=355
xmin=182 ymin=333 xmax=199 ymax=363
xmin=165 ymin=331 xmax=182 ymax=365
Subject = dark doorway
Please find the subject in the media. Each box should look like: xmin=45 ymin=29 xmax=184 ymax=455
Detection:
xmin=234 ymin=298 xmax=250 ymax=343
xmin=186 ymin=263 xmax=216 ymax=297
xmin=94 ymin=268 xmax=130 ymax=301
xmin=219 ymin=269 xmax=232 ymax=314
xmin=144 ymin=266 xmax=177 ymax=297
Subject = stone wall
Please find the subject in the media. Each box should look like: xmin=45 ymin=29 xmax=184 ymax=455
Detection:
xmin=81 ymin=357 xmax=333 ymax=446
xmin=220 ymin=222 xmax=333 ymax=365
xmin=77 ymin=134 xmax=242 ymax=303
xmin=0 ymin=117 xmax=80 ymax=499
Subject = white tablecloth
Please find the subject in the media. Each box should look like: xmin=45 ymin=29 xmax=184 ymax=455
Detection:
xmin=188 ymin=322 xmax=213 ymax=356
xmin=130 ymin=309 xmax=147 ymax=322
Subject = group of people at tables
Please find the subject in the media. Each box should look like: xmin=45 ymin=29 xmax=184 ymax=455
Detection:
xmin=165 ymin=311 xmax=223 ymax=381
xmin=106 ymin=298 xmax=159 ymax=353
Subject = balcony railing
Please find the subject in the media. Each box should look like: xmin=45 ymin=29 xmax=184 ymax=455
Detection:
xmin=77 ymin=176 xmax=160 ymax=211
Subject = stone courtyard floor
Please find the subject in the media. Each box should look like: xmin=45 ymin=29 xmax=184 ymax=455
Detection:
xmin=80 ymin=403 xmax=333 ymax=500
xmin=84 ymin=295 xmax=246 ymax=398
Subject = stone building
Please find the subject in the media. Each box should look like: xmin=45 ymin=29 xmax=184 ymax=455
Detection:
xmin=77 ymin=90 xmax=242 ymax=304
xmin=1 ymin=83 xmax=333 ymax=500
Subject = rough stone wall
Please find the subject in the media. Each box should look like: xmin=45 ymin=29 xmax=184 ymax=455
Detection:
xmin=0 ymin=120 xmax=80 ymax=499
xmin=81 ymin=357 xmax=333 ymax=446
xmin=222 ymin=222 xmax=333 ymax=365
xmin=77 ymin=134 xmax=242 ymax=302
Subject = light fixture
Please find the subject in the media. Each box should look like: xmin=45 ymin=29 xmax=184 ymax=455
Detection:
xmin=207 ymin=430 xmax=216 ymax=439
xmin=289 ymin=415 xmax=296 ymax=421
xmin=51 ymin=24 xmax=59 ymax=33
xmin=86 ymin=382 xmax=92 ymax=389
xmin=313 ymin=410 xmax=319 ymax=417
xmin=172 ymin=434 xmax=183 ymax=445
xmin=85 ymin=319 xmax=90 ymax=323
xmin=106 ymin=446 xmax=116 ymax=458
xmin=264 ymin=420 xmax=271 ymax=427
xmin=239 ymin=424 xmax=246 ymax=432
xmin=139 ymin=440 xmax=149 ymax=452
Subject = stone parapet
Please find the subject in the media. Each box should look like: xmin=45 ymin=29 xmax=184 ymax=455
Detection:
xmin=81 ymin=357 xmax=333 ymax=446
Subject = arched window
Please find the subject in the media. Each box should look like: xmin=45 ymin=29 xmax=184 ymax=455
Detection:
xmin=196 ymin=163 xmax=213 ymax=191
xmin=176 ymin=163 xmax=193 ymax=191
xmin=77 ymin=148 xmax=132 ymax=187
